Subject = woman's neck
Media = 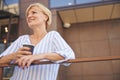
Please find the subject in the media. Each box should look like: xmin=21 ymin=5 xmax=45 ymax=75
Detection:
xmin=32 ymin=29 xmax=47 ymax=38
xmin=29 ymin=25 xmax=48 ymax=45
xmin=31 ymin=24 xmax=47 ymax=37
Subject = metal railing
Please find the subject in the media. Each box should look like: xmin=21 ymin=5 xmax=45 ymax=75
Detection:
xmin=0 ymin=55 xmax=120 ymax=80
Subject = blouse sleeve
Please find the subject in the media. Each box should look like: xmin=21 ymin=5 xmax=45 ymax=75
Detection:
xmin=52 ymin=31 xmax=75 ymax=66
xmin=0 ymin=36 xmax=22 ymax=57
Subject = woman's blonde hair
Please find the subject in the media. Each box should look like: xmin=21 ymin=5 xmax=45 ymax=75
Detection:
xmin=26 ymin=3 xmax=52 ymax=26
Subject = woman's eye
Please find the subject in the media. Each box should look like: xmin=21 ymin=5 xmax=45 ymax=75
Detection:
xmin=32 ymin=11 xmax=37 ymax=14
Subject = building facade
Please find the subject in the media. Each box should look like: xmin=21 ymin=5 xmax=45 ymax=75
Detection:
xmin=1 ymin=0 xmax=120 ymax=80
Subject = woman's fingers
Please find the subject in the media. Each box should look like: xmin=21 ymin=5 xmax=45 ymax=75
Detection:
xmin=26 ymin=59 xmax=33 ymax=67
xmin=16 ymin=54 xmax=43 ymax=69
xmin=16 ymin=55 xmax=33 ymax=68
xmin=19 ymin=51 xmax=32 ymax=55
xmin=17 ymin=47 xmax=32 ymax=55
xmin=18 ymin=47 xmax=30 ymax=51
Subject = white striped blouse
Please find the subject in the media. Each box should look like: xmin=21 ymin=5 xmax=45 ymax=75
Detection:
xmin=0 ymin=31 xmax=75 ymax=80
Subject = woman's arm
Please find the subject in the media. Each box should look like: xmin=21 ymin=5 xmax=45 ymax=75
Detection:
xmin=43 ymin=53 xmax=65 ymax=61
xmin=16 ymin=52 xmax=65 ymax=68
xmin=0 ymin=47 xmax=32 ymax=64
xmin=0 ymin=53 xmax=17 ymax=64
xmin=16 ymin=31 xmax=75 ymax=68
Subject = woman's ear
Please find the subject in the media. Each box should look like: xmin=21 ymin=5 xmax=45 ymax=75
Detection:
xmin=44 ymin=14 xmax=48 ymax=21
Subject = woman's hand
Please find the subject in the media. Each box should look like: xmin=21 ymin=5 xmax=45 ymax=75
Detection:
xmin=15 ymin=53 xmax=64 ymax=69
xmin=0 ymin=47 xmax=33 ymax=64
xmin=15 ymin=47 xmax=32 ymax=59
xmin=15 ymin=54 xmax=44 ymax=69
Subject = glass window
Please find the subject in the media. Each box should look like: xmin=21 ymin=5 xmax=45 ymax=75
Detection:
xmin=4 ymin=0 xmax=19 ymax=5
xmin=76 ymin=0 xmax=103 ymax=4
xmin=103 ymin=0 xmax=120 ymax=1
xmin=50 ymin=0 xmax=74 ymax=8
xmin=0 ymin=43 xmax=5 ymax=53
xmin=50 ymin=0 xmax=119 ymax=8
xmin=3 ymin=0 xmax=19 ymax=15
xmin=0 ymin=0 xmax=19 ymax=79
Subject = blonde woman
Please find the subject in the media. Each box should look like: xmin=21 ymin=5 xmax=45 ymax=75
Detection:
xmin=0 ymin=3 xmax=75 ymax=80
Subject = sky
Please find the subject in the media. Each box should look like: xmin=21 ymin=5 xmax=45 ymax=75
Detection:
xmin=4 ymin=0 xmax=18 ymax=5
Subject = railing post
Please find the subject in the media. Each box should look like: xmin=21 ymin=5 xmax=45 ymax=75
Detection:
xmin=0 ymin=67 xmax=3 ymax=80
xmin=0 ymin=0 xmax=4 ymax=10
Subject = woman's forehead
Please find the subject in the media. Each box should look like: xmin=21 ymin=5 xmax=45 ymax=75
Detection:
xmin=29 ymin=6 xmax=42 ymax=11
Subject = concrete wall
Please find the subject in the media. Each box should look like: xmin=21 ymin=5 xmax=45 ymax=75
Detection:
xmin=60 ymin=19 xmax=120 ymax=80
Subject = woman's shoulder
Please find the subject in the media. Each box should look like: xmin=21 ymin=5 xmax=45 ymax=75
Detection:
xmin=48 ymin=31 xmax=63 ymax=40
xmin=19 ymin=34 xmax=28 ymax=38
xmin=17 ymin=34 xmax=29 ymax=40
xmin=48 ymin=30 xmax=60 ymax=35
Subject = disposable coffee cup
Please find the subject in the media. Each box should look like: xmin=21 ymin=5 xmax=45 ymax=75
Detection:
xmin=23 ymin=44 xmax=34 ymax=54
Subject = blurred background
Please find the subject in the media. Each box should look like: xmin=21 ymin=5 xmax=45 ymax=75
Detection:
xmin=0 ymin=0 xmax=120 ymax=80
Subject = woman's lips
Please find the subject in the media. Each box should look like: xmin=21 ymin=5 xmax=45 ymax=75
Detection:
xmin=28 ymin=19 xmax=35 ymax=22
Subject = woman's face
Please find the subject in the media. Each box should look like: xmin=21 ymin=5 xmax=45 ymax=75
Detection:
xmin=26 ymin=6 xmax=48 ymax=28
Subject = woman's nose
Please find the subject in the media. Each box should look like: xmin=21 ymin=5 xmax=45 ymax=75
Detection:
xmin=27 ymin=14 xmax=32 ymax=18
